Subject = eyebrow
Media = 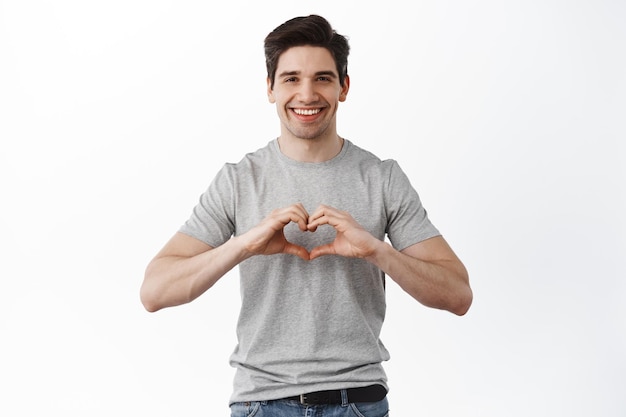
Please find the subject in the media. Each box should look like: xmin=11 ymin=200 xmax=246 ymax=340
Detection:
xmin=277 ymin=70 xmax=338 ymax=79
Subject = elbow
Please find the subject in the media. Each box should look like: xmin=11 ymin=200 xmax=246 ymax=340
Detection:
xmin=140 ymin=277 xmax=166 ymax=313
xmin=140 ymin=285 xmax=161 ymax=313
xmin=142 ymin=300 xmax=161 ymax=313
xmin=450 ymin=265 xmax=472 ymax=316
xmin=140 ymin=262 xmax=172 ymax=313
xmin=452 ymin=286 xmax=473 ymax=316
xmin=140 ymin=267 xmax=192 ymax=312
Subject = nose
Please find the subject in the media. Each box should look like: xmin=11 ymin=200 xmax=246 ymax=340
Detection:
xmin=296 ymin=80 xmax=318 ymax=103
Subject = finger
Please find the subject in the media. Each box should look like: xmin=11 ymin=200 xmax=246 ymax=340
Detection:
xmin=308 ymin=211 xmax=342 ymax=231
xmin=283 ymin=242 xmax=311 ymax=261
xmin=286 ymin=212 xmax=309 ymax=231
xmin=272 ymin=204 xmax=310 ymax=231
xmin=281 ymin=203 xmax=310 ymax=231
xmin=309 ymin=204 xmax=332 ymax=220
xmin=293 ymin=202 xmax=309 ymax=215
xmin=307 ymin=214 xmax=326 ymax=231
xmin=291 ymin=203 xmax=311 ymax=231
xmin=307 ymin=205 xmax=330 ymax=230
xmin=309 ymin=243 xmax=335 ymax=260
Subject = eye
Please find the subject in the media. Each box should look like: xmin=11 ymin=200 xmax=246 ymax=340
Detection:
xmin=284 ymin=77 xmax=297 ymax=83
xmin=317 ymin=76 xmax=331 ymax=82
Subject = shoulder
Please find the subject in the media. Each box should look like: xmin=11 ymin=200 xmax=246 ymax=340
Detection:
xmin=344 ymin=140 xmax=401 ymax=177
xmin=220 ymin=140 xmax=276 ymax=175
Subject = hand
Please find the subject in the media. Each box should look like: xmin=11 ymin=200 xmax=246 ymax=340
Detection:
xmin=241 ymin=203 xmax=311 ymax=261
xmin=307 ymin=204 xmax=379 ymax=260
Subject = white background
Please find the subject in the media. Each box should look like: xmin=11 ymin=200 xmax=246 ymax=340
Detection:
xmin=1 ymin=1 xmax=625 ymax=416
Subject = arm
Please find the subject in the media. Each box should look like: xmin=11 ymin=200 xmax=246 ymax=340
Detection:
xmin=140 ymin=203 xmax=311 ymax=312
xmin=308 ymin=205 xmax=472 ymax=316
xmin=367 ymin=236 xmax=472 ymax=316
xmin=140 ymin=232 xmax=245 ymax=312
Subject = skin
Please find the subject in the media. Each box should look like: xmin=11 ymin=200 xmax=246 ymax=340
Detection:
xmin=141 ymin=46 xmax=472 ymax=316
xmin=267 ymin=46 xmax=349 ymax=161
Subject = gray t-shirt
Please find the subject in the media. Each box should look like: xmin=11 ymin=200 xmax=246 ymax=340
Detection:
xmin=179 ymin=139 xmax=440 ymax=404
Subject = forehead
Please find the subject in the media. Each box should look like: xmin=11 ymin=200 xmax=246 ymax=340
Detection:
xmin=276 ymin=46 xmax=337 ymax=74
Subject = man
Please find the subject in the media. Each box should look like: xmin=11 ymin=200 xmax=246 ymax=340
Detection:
xmin=141 ymin=14 xmax=472 ymax=416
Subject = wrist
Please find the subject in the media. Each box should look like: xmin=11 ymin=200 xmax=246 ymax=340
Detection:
xmin=228 ymin=234 xmax=257 ymax=261
xmin=364 ymin=239 xmax=391 ymax=264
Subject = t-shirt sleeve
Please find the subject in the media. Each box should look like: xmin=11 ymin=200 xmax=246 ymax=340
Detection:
xmin=384 ymin=160 xmax=441 ymax=251
xmin=178 ymin=164 xmax=236 ymax=247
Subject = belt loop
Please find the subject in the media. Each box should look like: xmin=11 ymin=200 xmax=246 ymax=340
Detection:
xmin=340 ymin=389 xmax=349 ymax=407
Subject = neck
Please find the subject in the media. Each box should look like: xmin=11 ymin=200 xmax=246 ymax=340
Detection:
xmin=277 ymin=133 xmax=344 ymax=163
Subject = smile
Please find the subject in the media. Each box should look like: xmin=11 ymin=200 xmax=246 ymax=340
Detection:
xmin=293 ymin=108 xmax=322 ymax=116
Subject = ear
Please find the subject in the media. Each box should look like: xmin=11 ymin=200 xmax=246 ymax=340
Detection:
xmin=339 ymin=75 xmax=350 ymax=102
xmin=267 ymin=77 xmax=276 ymax=103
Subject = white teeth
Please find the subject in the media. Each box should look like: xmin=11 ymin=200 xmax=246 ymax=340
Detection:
xmin=293 ymin=108 xmax=321 ymax=116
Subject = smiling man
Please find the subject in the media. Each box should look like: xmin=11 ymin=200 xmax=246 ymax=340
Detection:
xmin=141 ymin=14 xmax=472 ymax=417
xmin=269 ymin=45 xmax=348 ymax=147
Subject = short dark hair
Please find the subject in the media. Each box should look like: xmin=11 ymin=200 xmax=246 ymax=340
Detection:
xmin=264 ymin=15 xmax=350 ymax=89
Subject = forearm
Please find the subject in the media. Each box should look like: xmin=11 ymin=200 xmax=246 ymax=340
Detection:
xmin=366 ymin=240 xmax=472 ymax=315
xmin=141 ymin=236 xmax=250 ymax=312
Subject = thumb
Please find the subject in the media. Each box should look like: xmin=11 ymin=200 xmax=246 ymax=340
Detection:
xmin=283 ymin=243 xmax=311 ymax=261
xmin=309 ymin=243 xmax=336 ymax=260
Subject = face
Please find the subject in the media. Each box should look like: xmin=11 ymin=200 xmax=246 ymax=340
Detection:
xmin=267 ymin=46 xmax=349 ymax=141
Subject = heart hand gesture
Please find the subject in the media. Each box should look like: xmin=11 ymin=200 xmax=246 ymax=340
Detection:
xmin=241 ymin=203 xmax=312 ymax=261
xmin=307 ymin=204 xmax=378 ymax=260
xmin=240 ymin=203 xmax=377 ymax=262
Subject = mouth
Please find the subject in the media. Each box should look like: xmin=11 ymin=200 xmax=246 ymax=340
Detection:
xmin=291 ymin=108 xmax=323 ymax=116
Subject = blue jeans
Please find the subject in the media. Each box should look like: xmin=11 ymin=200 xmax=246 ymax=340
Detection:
xmin=230 ymin=394 xmax=389 ymax=417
